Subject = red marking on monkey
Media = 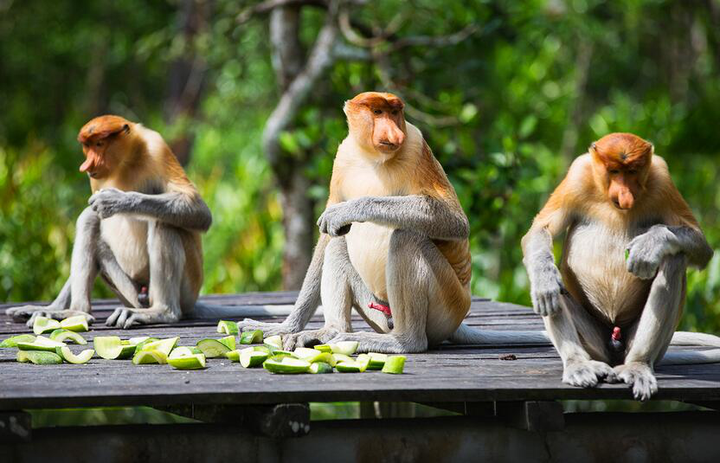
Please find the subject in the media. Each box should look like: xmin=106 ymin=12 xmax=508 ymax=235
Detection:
xmin=368 ymin=302 xmax=392 ymax=318
xmin=612 ymin=326 xmax=621 ymax=341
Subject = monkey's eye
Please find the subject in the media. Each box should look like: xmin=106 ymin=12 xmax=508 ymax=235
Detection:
xmin=627 ymin=169 xmax=637 ymax=175
xmin=96 ymin=141 xmax=103 ymax=147
xmin=373 ymin=109 xmax=382 ymax=115
xmin=609 ymin=169 xmax=620 ymax=175
xmin=391 ymin=110 xmax=399 ymax=115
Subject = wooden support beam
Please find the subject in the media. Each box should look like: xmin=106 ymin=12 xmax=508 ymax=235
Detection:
xmin=495 ymin=400 xmax=565 ymax=432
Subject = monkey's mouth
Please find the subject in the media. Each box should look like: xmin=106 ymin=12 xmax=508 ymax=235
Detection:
xmin=378 ymin=141 xmax=400 ymax=151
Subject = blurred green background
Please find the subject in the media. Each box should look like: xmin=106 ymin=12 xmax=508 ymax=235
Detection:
xmin=1 ymin=0 xmax=719 ymax=333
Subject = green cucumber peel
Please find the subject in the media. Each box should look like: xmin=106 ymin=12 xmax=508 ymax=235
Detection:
xmin=330 ymin=341 xmax=359 ymax=356
xmin=50 ymin=329 xmax=87 ymax=345
xmin=139 ymin=337 xmax=179 ymax=357
xmin=239 ymin=330 xmax=263 ymax=345
xmin=33 ymin=316 xmax=61 ymax=335
xmin=133 ymin=337 xmax=159 ymax=351
xmin=94 ymin=336 xmax=137 ymax=360
xmin=313 ymin=344 xmax=333 ymax=353
xmin=381 ymin=355 xmax=406 ymax=374
xmin=332 ymin=353 xmax=353 ymax=364
xmin=240 ymin=350 xmax=269 ymax=368
xmin=263 ymin=357 xmax=310 ymax=374
xmin=196 ymin=339 xmax=232 ymax=358
xmin=0 ymin=334 xmax=36 ymax=348
xmin=132 ymin=350 xmax=168 ymax=365
xmin=335 ymin=361 xmax=364 ymax=373
xmin=169 ymin=347 xmax=196 ymax=359
xmin=17 ymin=350 xmax=63 ymax=365
xmin=56 ymin=346 xmax=94 ymax=364
xmin=263 ymin=335 xmax=283 ymax=350
xmin=168 ymin=354 xmax=206 ymax=370
xmin=366 ymin=352 xmax=387 ymax=370
xmin=309 ymin=362 xmax=333 ymax=374
xmin=60 ymin=315 xmax=90 ymax=332
xmin=219 ymin=335 xmax=236 ymax=350
xmin=17 ymin=336 xmax=66 ymax=352
xmin=217 ymin=320 xmax=239 ymax=335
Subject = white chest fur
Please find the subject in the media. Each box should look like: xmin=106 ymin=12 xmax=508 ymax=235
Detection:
xmin=101 ymin=215 xmax=150 ymax=282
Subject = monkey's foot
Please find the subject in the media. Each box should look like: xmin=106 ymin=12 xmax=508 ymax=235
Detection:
xmin=613 ymin=362 xmax=657 ymax=401
xmin=328 ymin=332 xmax=427 ymax=354
xmin=106 ymin=307 xmax=180 ymax=329
xmin=6 ymin=306 xmax=94 ymax=327
xmin=562 ymin=359 xmax=617 ymax=388
xmin=237 ymin=319 xmax=296 ymax=337
xmin=283 ymin=328 xmax=341 ymax=351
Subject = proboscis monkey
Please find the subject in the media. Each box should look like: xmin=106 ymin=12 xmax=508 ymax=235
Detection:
xmin=7 ymin=115 xmax=269 ymax=328
xmin=238 ymin=92 xmax=550 ymax=352
xmin=522 ymin=133 xmax=718 ymax=400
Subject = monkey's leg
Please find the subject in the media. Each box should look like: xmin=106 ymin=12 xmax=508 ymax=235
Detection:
xmin=543 ymin=294 xmax=617 ymax=388
xmin=96 ymin=240 xmax=142 ymax=308
xmin=614 ymin=254 xmax=686 ymax=401
xmin=328 ymin=229 xmax=459 ymax=354
xmin=106 ymin=222 xmax=184 ymax=328
xmin=8 ymin=207 xmax=101 ymax=325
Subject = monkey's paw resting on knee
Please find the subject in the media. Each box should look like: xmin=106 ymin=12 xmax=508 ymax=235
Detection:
xmin=529 ymin=263 xmax=565 ymax=317
xmin=613 ymin=362 xmax=658 ymax=401
xmin=563 ymin=359 xmax=617 ymax=388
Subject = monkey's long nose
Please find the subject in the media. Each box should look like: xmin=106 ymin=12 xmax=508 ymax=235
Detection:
xmin=79 ymin=157 xmax=94 ymax=173
xmin=387 ymin=127 xmax=405 ymax=147
xmin=618 ymin=188 xmax=634 ymax=209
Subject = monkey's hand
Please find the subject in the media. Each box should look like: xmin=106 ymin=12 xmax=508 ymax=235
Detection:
xmin=528 ymin=256 xmax=565 ymax=317
xmin=626 ymin=226 xmax=678 ymax=280
xmin=317 ymin=202 xmax=359 ymax=237
xmin=89 ymin=188 xmax=137 ymax=219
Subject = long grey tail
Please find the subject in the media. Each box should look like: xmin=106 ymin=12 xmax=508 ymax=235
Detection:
xmin=670 ymin=331 xmax=720 ymax=348
xmin=450 ymin=322 xmax=550 ymax=345
xmin=661 ymin=331 xmax=720 ymax=365
xmin=191 ymin=302 xmax=298 ymax=319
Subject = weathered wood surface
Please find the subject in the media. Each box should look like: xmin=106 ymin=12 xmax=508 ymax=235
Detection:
xmin=1 ymin=292 xmax=720 ymax=411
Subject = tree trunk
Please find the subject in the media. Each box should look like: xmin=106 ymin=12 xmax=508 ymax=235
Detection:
xmin=278 ymin=169 xmax=315 ymax=290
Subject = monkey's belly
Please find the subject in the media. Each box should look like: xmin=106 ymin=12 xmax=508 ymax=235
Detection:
xmin=101 ymin=215 xmax=150 ymax=283
xmin=563 ymin=223 xmax=651 ymax=325
xmin=345 ymin=222 xmax=394 ymax=301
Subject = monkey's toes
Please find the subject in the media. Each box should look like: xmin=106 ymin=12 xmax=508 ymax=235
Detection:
xmin=562 ymin=361 xmax=606 ymax=388
xmin=614 ymin=363 xmax=657 ymax=401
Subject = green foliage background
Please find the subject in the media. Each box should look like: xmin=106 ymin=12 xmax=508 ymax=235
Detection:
xmin=1 ymin=0 xmax=719 ymax=333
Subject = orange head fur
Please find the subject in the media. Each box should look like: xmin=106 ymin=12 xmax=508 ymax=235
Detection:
xmin=589 ymin=133 xmax=653 ymax=210
xmin=77 ymin=115 xmax=136 ymax=179
xmin=344 ymin=92 xmax=406 ymax=158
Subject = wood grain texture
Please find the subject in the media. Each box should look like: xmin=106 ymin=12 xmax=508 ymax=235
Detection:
xmin=1 ymin=292 xmax=719 ymax=410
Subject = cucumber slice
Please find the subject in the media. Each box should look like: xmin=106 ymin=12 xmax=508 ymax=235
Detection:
xmin=17 ymin=350 xmax=63 ymax=365
xmin=252 ymin=345 xmax=272 ymax=355
xmin=217 ymin=320 xmax=239 ymax=335
xmin=381 ymin=355 xmax=406 ymax=374
xmin=60 ymin=315 xmax=90 ymax=332
xmin=128 ymin=336 xmax=151 ymax=346
xmin=94 ymin=336 xmax=138 ymax=360
xmin=225 ymin=349 xmax=241 ymax=362
xmin=335 ymin=361 xmax=364 ymax=373
xmin=294 ymin=347 xmax=323 ymax=359
xmin=132 ymin=350 xmax=168 ymax=365
xmin=313 ymin=344 xmax=333 ymax=353
xmin=49 ymin=329 xmax=87 ymax=345
xmin=263 ymin=357 xmax=310 ymax=374
xmin=139 ymin=337 xmax=179 ymax=357
xmin=239 ymin=330 xmax=263 ymax=345
xmin=196 ymin=339 xmax=231 ymax=358
xmin=240 ymin=350 xmax=269 ymax=368
xmin=1 ymin=334 xmax=36 ymax=348
xmin=356 ymin=354 xmax=371 ymax=371
xmin=219 ymin=335 xmax=236 ymax=350
xmin=17 ymin=336 xmax=66 ymax=352
xmin=133 ymin=337 xmax=159 ymax=351
xmin=56 ymin=346 xmax=94 ymax=364
xmin=33 ymin=316 xmax=61 ymax=335
xmin=366 ymin=352 xmax=388 ymax=370
xmin=168 ymin=354 xmax=206 ymax=370
xmin=332 ymin=353 xmax=353 ymax=364
xmin=331 ymin=341 xmax=359 ymax=356
xmin=309 ymin=362 xmax=333 ymax=374
xmin=169 ymin=347 xmax=195 ymax=359
xmin=263 ymin=335 xmax=283 ymax=350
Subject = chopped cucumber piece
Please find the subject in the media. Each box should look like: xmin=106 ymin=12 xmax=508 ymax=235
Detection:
xmin=17 ymin=336 xmax=66 ymax=352
xmin=219 ymin=335 xmax=236 ymax=350
xmin=132 ymin=350 xmax=168 ymax=365
xmin=252 ymin=345 xmax=272 ymax=355
xmin=94 ymin=336 xmax=137 ymax=360
xmin=169 ymin=347 xmax=196 ymax=359
xmin=356 ymin=354 xmax=371 ymax=371
xmin=225 ymin=349 xmax=241 ymax=362
xmin=239 ymin=330 xmax=263 ymax=345
xmin=1 ymin=334 xmax=36 ymax=348
xmin=331 ymin=341 xmax=359 ymax=356
xmin=128 ymin=336 xmax=151 ymax=346
xmin=217 ymin=320 xmax=239 ymax=335
xmin=60 ymin=315 xmax=89 ymax=332
xmin=56 ymin=346 xmax=94 ymax=364
xmin=133 ymin=337 xmax=159 ymax=351
xmin=335 ymin=361 xmax=365 ymax=373
xmin=263 ymin=335 xmax=283 ymax=350
xmin=139 ymin=337 xmax=179 ymax=357
xmin=294 ymin=347 xmax=322 ymax=359
xmin=240 ymin=350 xmax=269 ymax=368
xmin=366 ymin=352 xmax=388 ymax=370
xmin=17 ymin=350 xmax=63 ymax=365
xmin=332 ymin=353 xmax=353 ymax=364
xmin=50 ymin=329 xmax=87 ymax=345
xmin=309 ymin=362 xmax=333 ymax=374
xmin=381 ymin=355 xmax=406 ymax=374
xmin=313 ymin=344 xmax=332 ymax=353
xmin=196 ymin=339 xmax=231 ymax=358
xmin=263 ymin=357 xmax=310 ymax=374
xmin=33 ymin=316 xmax=61 ymax=335
xmin=168 ymin=354 xmax=206 ymax=370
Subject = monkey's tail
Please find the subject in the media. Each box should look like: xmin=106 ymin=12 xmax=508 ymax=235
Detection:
xmin=190 ymin=301 xmax=297 ymax=320
xmin=449 ymin=322 xmax=550 ymax=345
xmin=670 ymin=331 xmax=720 ymax=348
xmin=660 ymin=349 xmax=720 ymax=365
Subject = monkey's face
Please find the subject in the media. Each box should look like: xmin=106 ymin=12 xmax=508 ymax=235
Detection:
xmin=590 ymin=133 xmax=652 ymax=211
xmin=345 ymin=92 xmax=406 ymax=158
xmin=78 ymin=115 xmax=132 ymax=179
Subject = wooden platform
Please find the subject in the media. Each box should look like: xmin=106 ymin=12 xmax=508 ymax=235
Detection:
xmin=2 ymin=292 xmax=720 ymax=411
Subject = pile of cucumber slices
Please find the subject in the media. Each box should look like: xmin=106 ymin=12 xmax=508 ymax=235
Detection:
xmin=0 ymin=318 xmax=406 ymax=375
